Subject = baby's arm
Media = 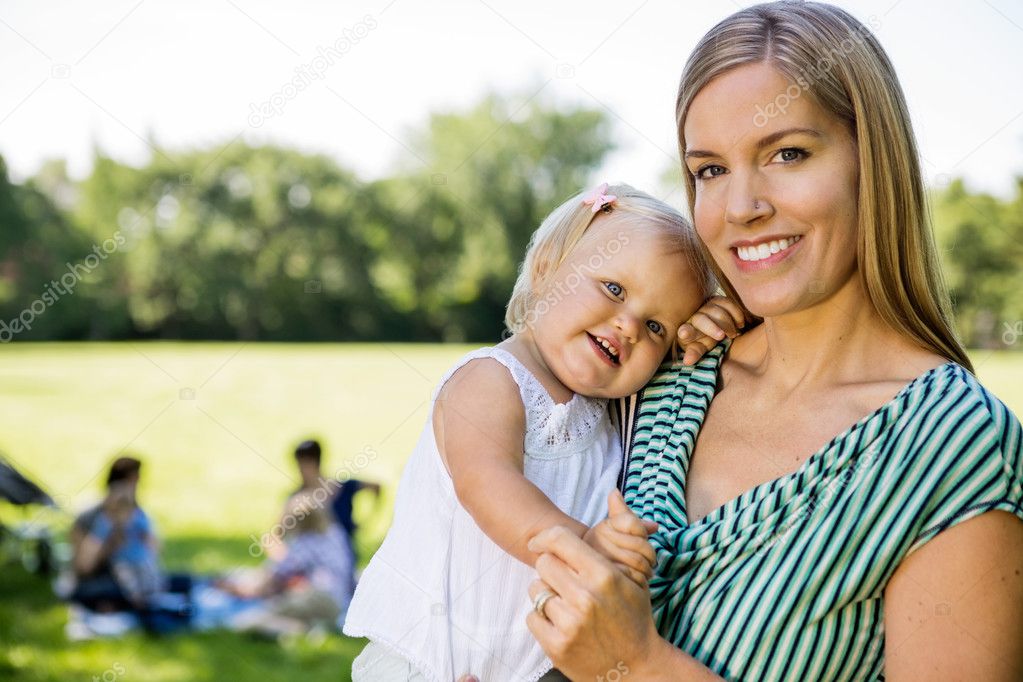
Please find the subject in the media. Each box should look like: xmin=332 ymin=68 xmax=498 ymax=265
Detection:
xmin=433 ymin=358 xmax=588 ymax=567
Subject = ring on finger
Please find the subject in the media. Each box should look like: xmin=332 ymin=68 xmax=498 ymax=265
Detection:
xmin=533 ymin=589 xmax=557 ymax=618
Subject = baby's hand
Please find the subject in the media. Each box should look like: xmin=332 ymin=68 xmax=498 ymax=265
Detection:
xmin=677 ymin=296 xmax=747 ymax=366
xmin=582 ymin=491 xmax=658 ymax=587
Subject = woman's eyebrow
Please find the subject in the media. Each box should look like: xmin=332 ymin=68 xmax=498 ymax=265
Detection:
xmin=685 ymin=127 xmax=823 ymax=160
xmin=754 ymin=127 xmax=822 ymax=151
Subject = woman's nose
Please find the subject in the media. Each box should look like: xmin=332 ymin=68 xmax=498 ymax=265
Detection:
xmin=724 ymin=172 xmax=771 ymax=225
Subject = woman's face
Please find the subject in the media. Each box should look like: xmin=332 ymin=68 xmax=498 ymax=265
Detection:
xmin=683 ymin=62 xmax=860 ymax=318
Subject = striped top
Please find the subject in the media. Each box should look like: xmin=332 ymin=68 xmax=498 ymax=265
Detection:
xmin=618 ymin=338 xmax=1023 ymax=681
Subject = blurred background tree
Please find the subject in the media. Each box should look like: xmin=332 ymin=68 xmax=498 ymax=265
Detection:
xmin=0 ymin=89 xmax=1019 ymax=347
xmin=932 ymin=178 xmax=1023 ymax=349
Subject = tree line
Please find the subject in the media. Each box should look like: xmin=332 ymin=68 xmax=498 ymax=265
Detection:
xmin=0 ymin=92 xmax=1019 ymax=347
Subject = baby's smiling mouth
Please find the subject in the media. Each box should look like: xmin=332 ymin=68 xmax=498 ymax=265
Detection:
xmin=587 ymin=332 xmax=620 ymax=365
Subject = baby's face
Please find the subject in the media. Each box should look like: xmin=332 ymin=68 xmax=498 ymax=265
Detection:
xmin=529 ymin=216 xmax=705 ymax=399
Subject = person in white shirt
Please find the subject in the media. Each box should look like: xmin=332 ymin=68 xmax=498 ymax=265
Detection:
xmin=344 ymin=183 xmax=735 ymax=681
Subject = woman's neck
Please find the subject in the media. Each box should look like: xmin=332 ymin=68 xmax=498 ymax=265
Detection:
xmin=736 ymin=274 xmax=921 ymax=391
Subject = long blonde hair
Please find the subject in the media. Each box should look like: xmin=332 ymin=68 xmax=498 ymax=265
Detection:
xmin=505 ymin=183 xmax=716 ymax=334
xmin=676 ymin=0 xmax=972 ymax=371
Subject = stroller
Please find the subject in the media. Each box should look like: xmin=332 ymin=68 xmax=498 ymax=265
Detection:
xmin=0 ymin=453 xmax=61 ymax=576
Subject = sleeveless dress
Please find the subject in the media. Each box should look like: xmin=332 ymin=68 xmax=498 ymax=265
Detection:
xmin=344 ymin=346 xmax=622 ymax=682
xmin=616 ymin=338 xmax=1023 ymax=681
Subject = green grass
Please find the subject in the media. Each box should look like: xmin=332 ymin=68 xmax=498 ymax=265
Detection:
xmin=0 ymin=342 xmax=473 ymax=682
xmin=0 ymin=342 xmax=1020 ymax=681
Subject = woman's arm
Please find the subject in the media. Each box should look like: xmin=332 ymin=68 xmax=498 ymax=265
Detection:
xmin=885 ymin=510 xmax=1023 ymax=680
xmin=524 ymin=522 xmax=725 ymax=681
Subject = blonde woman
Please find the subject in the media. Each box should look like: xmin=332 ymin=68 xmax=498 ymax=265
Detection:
xmin=523 ymin=2 xmax=1023 ymax=680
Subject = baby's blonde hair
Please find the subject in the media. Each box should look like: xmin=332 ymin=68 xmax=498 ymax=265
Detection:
xmin=504 ymin=183 xmax=716 ymax=334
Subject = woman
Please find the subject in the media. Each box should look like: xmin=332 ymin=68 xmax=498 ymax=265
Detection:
xmin=524 ymin=2 xmax=1023 ymax=680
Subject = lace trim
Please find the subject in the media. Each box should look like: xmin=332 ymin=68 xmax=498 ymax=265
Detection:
xmin=435 ymin=347 xmax=608 ymax=458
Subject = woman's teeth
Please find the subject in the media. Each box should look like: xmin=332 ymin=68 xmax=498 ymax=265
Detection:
xmin=736 ymin=235 xmax=801 ymax=262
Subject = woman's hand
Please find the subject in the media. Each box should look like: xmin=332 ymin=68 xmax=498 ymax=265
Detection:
xmin=677 ymin=296 xmax=746 ymax=366
xmin=525 ymin=495 xmax=664 ymax=680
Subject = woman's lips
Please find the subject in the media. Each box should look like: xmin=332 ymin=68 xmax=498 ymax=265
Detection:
xmin=731 ymin=235 xmax=803 ymax=273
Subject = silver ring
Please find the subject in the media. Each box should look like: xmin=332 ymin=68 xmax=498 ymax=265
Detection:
xmin=532 ymin=589 xmax=556 ymax=618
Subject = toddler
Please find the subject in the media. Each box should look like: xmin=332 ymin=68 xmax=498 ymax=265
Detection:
xmin=344 ymin=183 xmax=721 ymax=681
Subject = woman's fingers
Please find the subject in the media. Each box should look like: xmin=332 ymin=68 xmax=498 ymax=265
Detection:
xmin=530 ymin=526 xmax=622 ymax=603
xmin=528 ymin=526 xmax=603 ymax=579
xmin=528 ymin=580 xmax=573 ymax=630
xmin=534 ymin=545 xmax=592 ymax=606
xmin=612 ymin=561 xmax=650 ymax=588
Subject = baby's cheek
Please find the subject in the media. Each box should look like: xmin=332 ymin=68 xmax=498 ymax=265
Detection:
xmin=628 ymin=353 xmax=664 ymax=392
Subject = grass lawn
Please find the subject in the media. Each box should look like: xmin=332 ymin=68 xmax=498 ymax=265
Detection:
xmin=0 ymin=342 xmax=473 ymax=682
xmin=1 ymin=342 xmax=1020 ymax=681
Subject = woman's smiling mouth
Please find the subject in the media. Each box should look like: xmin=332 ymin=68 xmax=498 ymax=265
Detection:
xmin=731 ymin=234 xmax=803 ymax=272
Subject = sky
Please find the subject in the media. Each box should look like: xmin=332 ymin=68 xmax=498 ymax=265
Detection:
xmin=1 ymin=0 xmax=1022 ymax=201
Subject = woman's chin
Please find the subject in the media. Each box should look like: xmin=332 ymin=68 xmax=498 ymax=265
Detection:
xmin=737 ymin=288 xmax=816 ymax=319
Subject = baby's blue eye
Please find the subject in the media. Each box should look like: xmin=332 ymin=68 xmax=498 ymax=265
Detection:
xmin=604 ymin=281 xmax=624 ymax=297
xmin=647 ymin=320 xmax=664 ymax=335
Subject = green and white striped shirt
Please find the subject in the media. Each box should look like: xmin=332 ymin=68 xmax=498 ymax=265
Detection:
xmin=619 ymin=339 xmax=1023 ymax=681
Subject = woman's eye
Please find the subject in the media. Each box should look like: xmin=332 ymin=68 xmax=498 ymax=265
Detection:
xmin=603 ymin=281 xmax=624 ymax=298
xmin=774 ymin=147 xmax=808 ymax=163
xmin=694 ymin=164 xmax=726 ymax=180
xmin=646 ymin=320 xmax=664 ymax=335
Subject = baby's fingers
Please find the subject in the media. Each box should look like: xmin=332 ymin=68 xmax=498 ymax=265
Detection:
xmin=608 ymin=510 xmax=652 ymax=538
xmin=595 ymin=527 xmax=655 ymax=574
xmin=689 ymin=308 xmax=736 ymax=341
xmin=680 ymin=336 xmax=719 ymax=366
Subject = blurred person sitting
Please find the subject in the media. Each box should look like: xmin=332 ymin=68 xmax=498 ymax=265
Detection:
xmin=68 ymin=456 xmax=191 ymax=632
xmin=292 ymin=439 xmax=381 ymax=570
xmin=70 ymin=457 xmax=155 ymax=611
xmin=224 ymin=491 xmax=354 ymax=637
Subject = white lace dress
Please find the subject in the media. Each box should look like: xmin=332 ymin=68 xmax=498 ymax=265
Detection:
xmin=343 ymin=346 xmax=622 ymax=682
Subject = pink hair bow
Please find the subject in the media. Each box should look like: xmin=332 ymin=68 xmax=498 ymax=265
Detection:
xmin=581 ymin=182 xmax=617 ymax=214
